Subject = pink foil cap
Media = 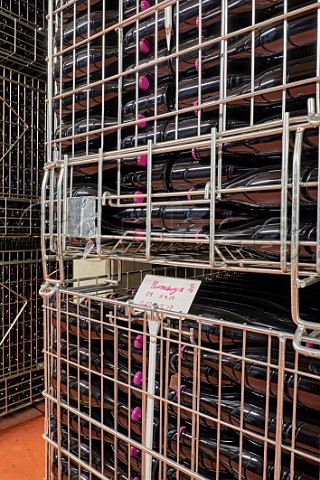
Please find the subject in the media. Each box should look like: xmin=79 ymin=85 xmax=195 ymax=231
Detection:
xmin=139 ymin=75 xmax=150 ymax=91
xmin=130 ymin=446 xmax=140 ymax=457
xmin=134 ymin=334 xmax=144 ymax=349
xmin=191 ymin=148 xmax=197 ymax=160
xmin=180 ymin=426 xmax=187 ymax=434
xmin=195 ymin=228 xmax=202 ymax=240
xmin=195 ymin=58 xmax=199 ymax=72
xmin=133 ymin=371 xmax=143 ymax=386
xmin=134 ymin=191 xmax=144 ymax=204
xmin=180 ymin=345 xmax=187 ymax=358
xmin=131 ymin=406 xmax=142 ymax=421
xmin=134 ymin=228 xmax=144 ymax=242
xmin=196 ymin=16 xmax=199 ymax=29
xmin=139 ymin=38 xmax=150 ymax=54
xmin=138 ymin=113 xmax=147 ymax=129
xmin=193 ymin=100 xmax=198 ymax=116
xmin=175 ymin=385 xmax=186 ymax=397
xmin=187 ymin=188 xmax=193 ymax=201
xmin=133 ymin=477 xmax=140 ymax=480
xmin=137 ymin=155 xmax=148 ymax=167
xmin=306 ymin=342 xmax=314 ymax=348
xmin=140 ymin=0 xmax=150 ymax=10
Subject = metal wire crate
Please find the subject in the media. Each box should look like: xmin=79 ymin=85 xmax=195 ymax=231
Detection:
xmin=45 ymin=0 xmax=320 ymax=275
xmin=0 ymin=67 xmax=46 ymax=200
xmin=42 ymin=272 xmax=320 ymax=480
xmin=0 ymin=239 xmax=44 ymax=416
xmin=0 ymin=368 xmax=44 ymax=415
xmin=0 ymin=0 xmax=47 ymax=27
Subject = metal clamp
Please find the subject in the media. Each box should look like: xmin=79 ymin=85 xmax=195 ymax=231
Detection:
xmin=39 ymin=281 xmax=59 ymax=298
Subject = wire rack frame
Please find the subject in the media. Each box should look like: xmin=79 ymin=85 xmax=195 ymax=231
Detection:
xmin=0 ymin=240 xmax=44 ymax=417
xmin=44 ymin=0 xmax=320 ymax=273
xmin=0 ymin=9 xmax=47 ymax=76
xmin=42 ymin=280 xmax=320 ymax=480
xmin=0 ymin=66 xmax=46 ymax=199
xmin=0 ymin=0 xmax=47 ymax=28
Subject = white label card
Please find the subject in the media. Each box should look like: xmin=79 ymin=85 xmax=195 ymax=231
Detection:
xmin=133 ymin=275 xmax=202 ymax=313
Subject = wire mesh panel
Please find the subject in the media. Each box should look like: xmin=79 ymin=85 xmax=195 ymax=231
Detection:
xmin=44 ymin=0 xmax=320 ymax=279
xmin=0 ymin=68 xmax=46 ymax=200
xmin=42 ymin=269 xmax=320 ymax=480
xmin=0 ymin=0 xmax=46 ymax=27
xmin=0 ymin=2 xmax=47 ymax=74
xmin=0 ymin=239 xmax=44 ymax=416
xmin=0 ymin=368 xmax=44 ymax=415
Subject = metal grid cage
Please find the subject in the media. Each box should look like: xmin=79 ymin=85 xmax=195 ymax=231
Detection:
xmin=42 ymin=267 xmax=320 ymax=480
xmin=45 ymin=0 xmax=320 ymax=283
xmin=0 ymin=8 xmax=47 ymax=75
xmin=0 ymin=368 xmax=44 ymax=416
xmin=0 ymin=0 xmax=47 ymax=27
xmin=0 ymin=67 xmax=46 ymax=200
xmin=0 ymin=239 xmax=44 ymax=416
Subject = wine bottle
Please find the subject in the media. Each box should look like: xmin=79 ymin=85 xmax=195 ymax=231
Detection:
xmin=52 ymin=370 xmax=115 ymax=408
xmin=220 ymin=163 xmax=317 ymax=208
xmin=123 ymin=0 xmax=152 ymax=18
xmin=121 ymin=157 xmax=262 ymax=192
xmin=55 ymin=0 xmax=106 ymax=20
xmin=54 ymin=115 xmax=118 ymax=151
xmin=52 ymin=454 xmax=101 ymax=480
xmin=121 ymin=116 xmax=247 ymax=148
xmin=167 ymin=427 xmax=319 ymax=480
xmin=122 ymin=73 xmax=250 ymax=117
xmin=54 ymin=10 xmax=118 ymax=48
xmin=196 ymin=0 xmax=307 ymax=35
xmin=116 ymin=203 xmax=256 ymax=231
xmin=167 ymin=426 xmax=237 ymax=473
xmin=53 ymin=76 xmax=151 ymax=117
xmin=226 ymin=55 xmax=317 ymax=106
xmin=215 ymin=218 xmax=316 ymax=260
xmin=115 ymin=440 xmax=158 ymax=477
xmin=60 ymin=430 xmax=134 ymax=479
xmin=197 ymin=13 xmax=317 ymax=75
xmin=59 ymin=341 xmax=145 ymax=389
xmin=53 ymin=46 xmax=118 ymax=84
xmin=123 ymin=10 xmax=166 ymax=53
xmin=123 ymin=45 xmax=173 ymax=80
xmin=191 ymin=128 xmax=318 ymax=158
xmin=169 ymin=350 xmax=234 ymax=386
xmin=170 ymin=384 xmax=320 ymax=455
xmin=52 ymin=299 xmax=133 ymax=339
xmin=52 ymin=404 xmax=103 ymax=440
xmin=181 ymin=346 xmax=320 ymax=411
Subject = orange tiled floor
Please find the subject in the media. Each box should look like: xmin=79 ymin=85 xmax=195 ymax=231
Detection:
xmin=0 ymin=414 xmax=45 ymax=480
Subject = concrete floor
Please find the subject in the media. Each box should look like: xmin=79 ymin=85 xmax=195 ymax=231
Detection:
xmin=0 ymin=405 xmax=45 ymax=480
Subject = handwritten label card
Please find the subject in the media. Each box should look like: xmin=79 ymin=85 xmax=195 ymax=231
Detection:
xmin=133 ymin=275 xmax=201 ymax=313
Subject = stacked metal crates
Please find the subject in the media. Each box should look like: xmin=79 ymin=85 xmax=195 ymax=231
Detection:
xmin=43 ymin=0 xmax=320 ymax=479
xmin=0 ymin=1 xmax=47 ymax=415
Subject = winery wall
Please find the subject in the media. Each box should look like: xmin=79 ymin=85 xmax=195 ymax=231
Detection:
xmin=43 ymin=1 xmax=320 ymax=480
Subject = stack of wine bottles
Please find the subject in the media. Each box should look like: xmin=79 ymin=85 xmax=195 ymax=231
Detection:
xmin=53 ymin=0 xmax=319 ymax=154
xmin=51 ymin=0 xmax=319 ymax=264
xmin=49 ymin=273 xmax=320 ymax=479
xmin=0 ymin=239 xmax=44 ymax=415
xmin=0 ymin=1 xmax=46 ymax=73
